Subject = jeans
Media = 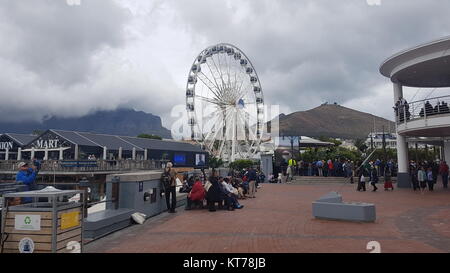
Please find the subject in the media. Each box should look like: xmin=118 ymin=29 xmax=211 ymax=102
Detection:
xmin=442 ymin=173 xmax=449 ymax=188
xmin=164 ymin=186 xmax=177 ymax=211
xmin=357 ymin=182 xmax=366 ymax=191
xmin=248 ymin=180 xmax=256 ymax=197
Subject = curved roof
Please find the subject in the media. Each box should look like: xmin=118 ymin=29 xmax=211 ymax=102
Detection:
xmin=380 ymin=36 xmax=450 ymax=87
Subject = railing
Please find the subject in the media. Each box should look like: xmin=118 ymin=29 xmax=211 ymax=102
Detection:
xmin=0 ymin=159 xmax=168 ymax=172
xmin=395 ymin=95 xmax=450 ymax=124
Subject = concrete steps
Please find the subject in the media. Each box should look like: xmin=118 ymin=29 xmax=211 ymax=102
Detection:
xmin=291 ymin=176 xmax=397 ymax=184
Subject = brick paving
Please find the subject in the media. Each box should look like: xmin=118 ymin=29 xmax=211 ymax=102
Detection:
xmin=85 ymin=180 xmax=450 ymax=253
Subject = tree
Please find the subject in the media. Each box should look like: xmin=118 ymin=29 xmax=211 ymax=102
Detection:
xmin=229 ymin=159 xmax=254 ymax=171
xmin=32 ymin=130 xmax=44 ymax=136
xmin=354 ymin=139 xmax=368 ymax=153
xmin=208 ymin=156 xmax=224 ymax=171
xmin=137 ymin=133 xmax=162 ymax=140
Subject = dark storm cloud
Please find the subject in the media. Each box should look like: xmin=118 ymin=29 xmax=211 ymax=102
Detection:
xmin=0 ymin=0 xmax=129 ymax=86
xmin=1 ymin=0 xmax=450 ymax=125
xmin=168 ymin=0 xmax=450 ymax=117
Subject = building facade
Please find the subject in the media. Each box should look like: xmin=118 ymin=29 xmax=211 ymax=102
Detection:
xmin=380 ymin=36 xmax=450 ymax=187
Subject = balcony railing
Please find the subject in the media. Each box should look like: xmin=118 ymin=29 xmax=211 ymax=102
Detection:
xmin=395 ymin=95 xmax=450 ymax=124
xmin=0 ymin=159 xmax=168 ymax=173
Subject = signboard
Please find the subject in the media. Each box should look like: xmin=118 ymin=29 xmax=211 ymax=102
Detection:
xmin=15 ymin=215 xmax=41 ymax=231
xmin=195 ymin=154 xmax=206 ymax=166
xmin=0 ymin=141 xmax=13 ymax=150
xmin=18 ymin=237 xmax=35 ymax=253
xmin=35 ymin=139 xmax=60 ymax=149
xmin=61 ymin=211 xmax=80 ymax=230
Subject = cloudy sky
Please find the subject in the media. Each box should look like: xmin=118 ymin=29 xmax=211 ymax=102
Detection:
xmin=1 ymin=0 xmax=450 ymax=129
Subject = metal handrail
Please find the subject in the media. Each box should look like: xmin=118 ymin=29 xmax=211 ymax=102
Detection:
xmin=395 ymin=94 xmax=450 ymax=124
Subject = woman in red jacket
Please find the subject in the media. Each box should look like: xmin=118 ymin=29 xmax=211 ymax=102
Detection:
xmin=185 ymin=177 xmax=205 ymax=210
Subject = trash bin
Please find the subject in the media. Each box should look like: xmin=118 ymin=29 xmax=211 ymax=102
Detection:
xmin=0 ymin=187 xmax=85 ymax=253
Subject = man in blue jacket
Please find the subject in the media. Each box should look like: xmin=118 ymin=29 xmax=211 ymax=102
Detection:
xmin=16 ymin=162 xmax=38 ymax=203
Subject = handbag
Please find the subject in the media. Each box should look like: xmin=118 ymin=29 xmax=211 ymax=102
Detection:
xmin=232 ymin=187 xmax=238 ymax=196
xmin=204 ymin=181 xmax=212 ymax=192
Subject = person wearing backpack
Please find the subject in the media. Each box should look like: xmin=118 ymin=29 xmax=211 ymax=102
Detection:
xmin=161 ymin=162 xmax=178 ymax=213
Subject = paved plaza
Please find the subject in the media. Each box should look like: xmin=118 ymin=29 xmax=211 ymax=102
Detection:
xmin=85 ymin=180 xmax=450 ymax=253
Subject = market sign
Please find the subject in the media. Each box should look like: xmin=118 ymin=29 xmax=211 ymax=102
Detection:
xmin=35 ymin=139 xmax=60 ymax=149
xmin=15 ymin=215 xmax=41 ymax=231
xmin=0 ymin=141 xmax=13 ymax=150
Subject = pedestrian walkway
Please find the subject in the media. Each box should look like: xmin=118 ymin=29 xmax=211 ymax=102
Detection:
xmin=85 ymin=183 xmax=450 ymax=253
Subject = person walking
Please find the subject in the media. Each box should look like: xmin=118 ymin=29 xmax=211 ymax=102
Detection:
xmin=410 ymin=166 xmax=419 ymax=191
xmin=439 ymin=161 xmax=449 ymax=189
xmin=288 ymin=158 xmax=297 ymax=181
xmin=370 ymin=167 xmax=378 ymax=192
xmin=247 ymin=167 xmax=257 ymax=198
xmin=426 ymin=167 xmax=434 ymax=192
xmin=418 ymin=166 xmax=427 ymax=194
xmin=384 ymin=168 xmax=394 ymax=191
xmin=161 ymin=162 xmax=178 ymax=213
xmin=357 ymin=169 xmax=367 ymax=192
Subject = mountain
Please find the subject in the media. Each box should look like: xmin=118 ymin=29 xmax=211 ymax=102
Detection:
xmin=0 ymin=109 xmax=172 ymax=138
xmin=274 ymin=104 xmax=395 ymax=140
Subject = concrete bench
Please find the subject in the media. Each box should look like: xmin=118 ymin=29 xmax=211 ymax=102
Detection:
xmin=312 ymin=192 xmax=376 ymax=222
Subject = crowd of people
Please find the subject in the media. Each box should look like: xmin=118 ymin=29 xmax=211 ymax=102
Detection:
xmin=162 ymin=163 xmax=266 ymax=213
xmin=409 ymin=160 xmax=449 ymax=194
xmin=356 ymin=160 xmax=395 ymax=192
xmin=273 ymin=158 xmax=398 ymax=182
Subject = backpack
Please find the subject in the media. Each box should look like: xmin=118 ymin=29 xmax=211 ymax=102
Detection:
xmin=161 ymin=169 xmax=172 ymax=190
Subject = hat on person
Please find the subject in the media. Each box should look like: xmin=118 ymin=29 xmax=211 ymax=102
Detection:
xmin=166 ymin=162 xmax=173 ymax=168
xmin=18 ymin=162 xmax=28 ymax=168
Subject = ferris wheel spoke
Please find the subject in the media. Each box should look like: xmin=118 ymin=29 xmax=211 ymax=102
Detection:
xmin=197 ymin=72 xmax=222 ymax=100
xmin=196 ymin=95 xmax=227 ymax=106
xmin=205 ymin=59 xmax=224 ymax=94
xmin=210 ymin=54 xmax=227 ymax=92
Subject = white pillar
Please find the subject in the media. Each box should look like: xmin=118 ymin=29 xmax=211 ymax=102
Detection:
xmin=59 ymin=147 xmax=64 ymax=160
xmin=444 ymin=140 xmax=450 ymax=163
xmin=5 ymin=148 xmax=9 ymax=161
xmin=394 ymin=82 xmax=410 ymax=188
xmin=118 ymin=147 xmax=123 ymax=160
xmin=144 ymin=149 xmax=148 ymax=160
xmin=44 ymin=147 xmax=48 ymax=160
xmin=393 ymin=82 xmax=403 ymax=101
xmin=31 ymin=147 xmax=35 ymax=159
xmin=132 ymin=147 xmax=136 ymax=160
xmin=74 ymin=144 xmax=79 ymax=160
xmin=17 ymin=147 xmax=22 ymax=161
xmin=397 ymin=134 xmax=409 ymax=173
xmin=103 ymin=146 xmax=107 ymax=160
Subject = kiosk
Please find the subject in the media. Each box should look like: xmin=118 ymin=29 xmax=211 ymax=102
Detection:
xmin=1 ymin=188 xmax=84 ymax=253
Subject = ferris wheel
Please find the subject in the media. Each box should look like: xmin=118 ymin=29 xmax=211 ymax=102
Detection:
xmin=186 ymin=43 xmax=264 ymax=162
